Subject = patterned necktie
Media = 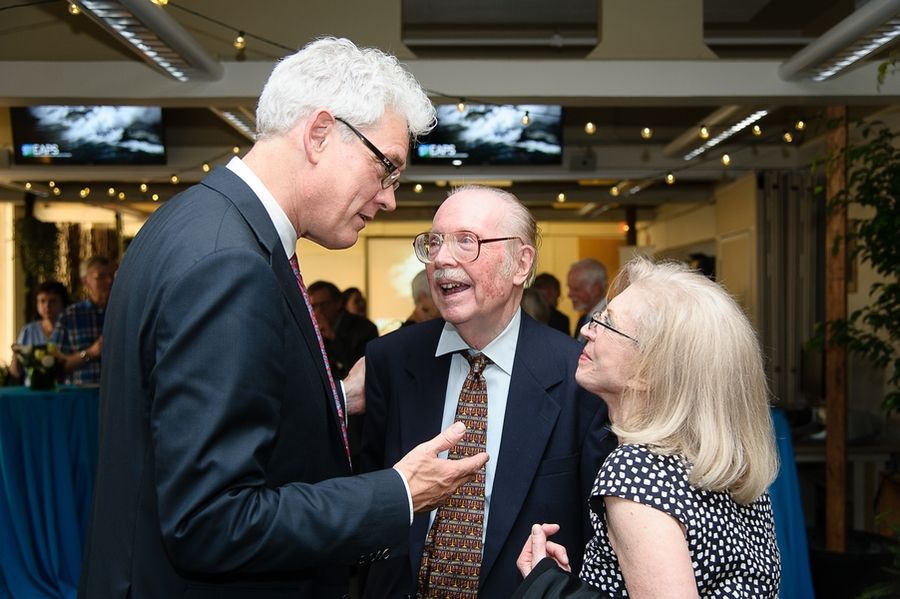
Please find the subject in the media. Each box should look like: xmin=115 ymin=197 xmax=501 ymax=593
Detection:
xmin=289 ymin=253 xmax=351 ymax=465
xmin=417 ymin=353 xmax=491 ymax=598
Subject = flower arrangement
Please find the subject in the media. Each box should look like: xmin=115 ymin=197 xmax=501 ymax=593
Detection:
xmin=11 ymin=343 xmax=62 ymax=390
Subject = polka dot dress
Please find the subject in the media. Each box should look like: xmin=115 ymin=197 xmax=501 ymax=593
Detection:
xmin=579 ymin=444 xmax=781 ymax=598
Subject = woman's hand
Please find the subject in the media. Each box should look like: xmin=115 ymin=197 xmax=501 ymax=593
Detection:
xmin=517 ymin=523 xmax=572 ymax=578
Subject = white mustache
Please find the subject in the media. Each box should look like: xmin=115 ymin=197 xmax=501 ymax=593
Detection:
xmin=432 ymin=268 xmax=470 ymax=285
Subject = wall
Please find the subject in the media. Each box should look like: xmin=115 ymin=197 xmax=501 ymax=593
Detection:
xmin=638 ymin=172 xmax=759 ymax=325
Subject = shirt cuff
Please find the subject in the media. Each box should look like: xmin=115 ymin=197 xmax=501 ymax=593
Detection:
xmin=392 ymin=466 xmax=414 ymax=524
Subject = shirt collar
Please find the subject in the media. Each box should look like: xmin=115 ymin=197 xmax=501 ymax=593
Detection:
xmin=435 ymin=308 xmax=522 ymax=375
xmin=226 ymin=156 xmax=297 ymax=259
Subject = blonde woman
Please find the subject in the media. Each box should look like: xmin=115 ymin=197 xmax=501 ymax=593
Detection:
xmin=516 ymin=257 xmax=780 ymax=598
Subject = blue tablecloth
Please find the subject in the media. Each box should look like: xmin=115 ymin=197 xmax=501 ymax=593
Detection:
xmin=769 ymin=407 xmax=815 ymax=599
xmin=0 ymin=386 xmax=99 ymax=599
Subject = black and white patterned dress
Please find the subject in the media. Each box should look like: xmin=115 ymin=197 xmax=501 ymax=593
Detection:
xmin=579 ymin=444 xmax=780 ymax=598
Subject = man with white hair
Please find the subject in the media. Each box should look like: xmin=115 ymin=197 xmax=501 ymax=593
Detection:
xmin=80 ymin=37 xmax=486 ymax=599
xmin=567 ymin=258 xmax=609 ymax=343
xmin=362 ymin=185 xmax=614 ymax=598
xmin=403 ymin=269 xmax=438 ymax=326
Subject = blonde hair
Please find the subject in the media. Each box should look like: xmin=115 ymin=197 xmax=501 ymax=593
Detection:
xmin=611 ymin=257 xmax=778 ymax=504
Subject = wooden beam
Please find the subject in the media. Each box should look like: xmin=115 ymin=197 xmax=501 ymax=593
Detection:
xmin=825 ymin=104 xmax=848 ymax=552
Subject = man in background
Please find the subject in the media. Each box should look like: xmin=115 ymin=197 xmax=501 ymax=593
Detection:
xmin=52 ymin=255 xmax=113 ymax=385
xmin=362 ymin=185 xmax=613 ymax=598
xmin=566 ymin=258 xmax=608 ymax=343
xmin=402 ymin=269 xmax=438 ymax=326
xmin=79 ymin=37 xmax=486 ymax=599
xmin=532 ymin=272 xmax=570 ymax=335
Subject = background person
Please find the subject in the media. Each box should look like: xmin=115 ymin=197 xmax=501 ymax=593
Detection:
xmin=361 ymin=185 xmax=614 ymax=598
xmin=532 ymin=272 xmax=570 ymax=335
xmin=51 ymin=255 xmax=113 ymax=385
xmin=342 ymin=286 xmax=369 ymax=318
xmin=566 ymin=259 xmax=608 ymax=343
xmin=402 ymin=269 xmax=438 ymax=326
xmin=520 ymin=287 xmax=551 ymax=325
xmin=516 ymin=257 xmax=780 ymax=598
xmin=9 ymin=280 xmax=69 ymax=383
xmin=79 ymin=37 xmax=487 ymax=599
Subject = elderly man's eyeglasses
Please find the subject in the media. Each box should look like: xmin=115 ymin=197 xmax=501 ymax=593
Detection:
xmin=413 ymin=231 xmax=520 ymax=264
xmin=334 ymin=117 xmax=401 ymax=190
xmin=589 ymin=311 xmax=638 ymax=343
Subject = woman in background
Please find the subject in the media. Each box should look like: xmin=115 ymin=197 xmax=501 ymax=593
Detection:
xmin=9 ymin=280 xmax=69 ymax=381
xmin=341 ymin=286 xmax=368 ymax=318
xmin=515 ymin=257 xmax=780 ymax=598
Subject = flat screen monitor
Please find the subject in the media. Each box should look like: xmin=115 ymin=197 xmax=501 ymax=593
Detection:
xmin=413 ymin=104 xmax=563 ymax=166
xmin=11 ymin=105 xmax=166 ymax=165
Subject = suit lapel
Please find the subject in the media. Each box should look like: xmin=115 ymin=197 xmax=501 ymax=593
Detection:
xmin=202 ymin=167 xmax=346 ymax=455
xmin=480 ymin=316 xmax=563 ymax=582
xmin=401 ymin=322 xmax=453 ymax=574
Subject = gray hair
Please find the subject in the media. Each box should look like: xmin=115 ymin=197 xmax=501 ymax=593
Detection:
xmin=570 ymin=258 xmax=608 ymax=290
xmin=256 ymin=37 xmax=436 ymax=140
xmin=448 ymin=185 xmax=539 ymax=285
xmin=411 ymin=269 xmax=431 ymax=300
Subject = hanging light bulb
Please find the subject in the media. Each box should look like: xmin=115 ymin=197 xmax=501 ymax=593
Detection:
xmin=139 ymin=183 xmax=148 ymax=193
xmin=413 ymin=183 xmax=423 ymax=193
xmin=610 ymin=186 xmax=620 ymax=197
xmin=232 ymin=146 xmax=241 ymax=154
xmin=584 ymin=121 xmax=597 ymax=135
xmin=233 ymin=32 xmax=246 ymax=50
xmin=521 ymin=111 xmax=530 ymax=126
xmin=68 ymin=2 xmax=81 ymax=15
xmin=782 ymin=131 xmax=794 ymax=143
xmin=752 ymin=125 xmax=762 ymax=137
xmin=665 ymin=172 xmax=675 ymax=185
xmin=79 ymin=187 xmax=90 ymax=198
xmin=170 ymin=175 xmax=179 ymax=184
xmin=456 ymin=99 xmax=466 ymax=113
xmin=48 ymin=180 xmax=56 ymax=188
xmin=640 ymin=127 xmax=653 ymax=140
xmin=721 ymin=154 xmax=731 ymax=166
xmin=152 ymin=193 xmax=160 ymax=202
xmin=52 ymin=187 xmax=61 ymax=196
xmin=699 ymin=125 xmax=710 ymax=139
xmin=202 ymin=163 xmax=211 ymax=173
xmin=556 ymin=192 xmax=566 ymax=203
xmin=151 ymin=0 xmax=168 ymax=5
xmin=622 ymin=223 xmax=631 ymax=233
xmin=118 ymin=191 xmax=126 ymax=200
xmin=107 ymin=187 xmax=116 ymax=197
xmin=24 ymin=182 xmax=32 ymax=190
xmin=795 ymin=120 xmax=806 ymax=131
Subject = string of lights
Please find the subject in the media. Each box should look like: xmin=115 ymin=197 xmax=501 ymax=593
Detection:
xmin=8 ymin=0 xmax=813 ymax=208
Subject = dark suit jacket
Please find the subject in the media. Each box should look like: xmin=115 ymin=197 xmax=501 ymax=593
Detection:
xmin=325 ymin=311 xmax=379 ymax=379
xmin=510 ymin=559 xmax=608 ymax=598
xmin=78 ymin=167 xmax=409 ymax=599
xmin=360 ymin=315 xmax=615 ymax=599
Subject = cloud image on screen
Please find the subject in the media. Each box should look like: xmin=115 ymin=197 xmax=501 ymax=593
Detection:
xmin=414 ymin=104 xmax=562 ymax=166
xmin=12 ymin=105 xmax=166 ymax=165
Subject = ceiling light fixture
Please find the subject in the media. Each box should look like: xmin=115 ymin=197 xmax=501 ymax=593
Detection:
xmin=640 ymin=127 xmax=653 ymax=140
xmin=752 ymin=124 xmax=763 ymax=136
xmin=521 ymin=111 xmax=531 ymax=126
xmin=210 ymin=107 xmax=256 ymax=141
xmin=77 ymin=0 xmax=223 ymax=82
xmin=795 ymin=120 xmax=806 ymax=131
xmin=683 ymin=110 xmax=768 ymax=160
xmin=721 ymin=154 xmax=731 ymax=167
xmin=665 ymin=172 xmax=676 ymax=185
xmin=779 ymin=0 xmax=900 ymax=81
xmin=699 ymin=125 xmax=710 ymax=139
xmin=68 ymin=3 xmax=81 ymax=15
xmin=584 ymin=122 xmax=597 ymax=135
xmin=233 ymin=31 xmax=246 ymax=50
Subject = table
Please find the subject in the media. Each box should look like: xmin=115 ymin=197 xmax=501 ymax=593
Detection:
xmin=0 ymin=386 xmax=99 ymax=599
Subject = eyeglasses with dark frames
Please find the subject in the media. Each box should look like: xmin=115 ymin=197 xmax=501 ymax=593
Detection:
xmin=334 ymin=117 xmax=401 ymax=190
xmin=413 ymin=230 xmax=520 ymax=264
xmin=588 ymin=311 xmax=638 ymax=343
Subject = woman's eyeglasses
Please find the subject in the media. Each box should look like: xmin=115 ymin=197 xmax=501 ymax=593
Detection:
xmin=588 ymin=311 xmax=638 ymax=343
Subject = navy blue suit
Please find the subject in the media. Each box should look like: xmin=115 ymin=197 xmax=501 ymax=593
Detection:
xmin=361 ymin=315 xmax=615 ymax=599
xmin=79 ymin=167 xmax=409 ymax=598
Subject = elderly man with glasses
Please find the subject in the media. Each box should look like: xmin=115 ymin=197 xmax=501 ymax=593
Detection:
xmin=360 ymin=185 xmax=615 ymax=599
xmin=80 ymin=38 xmax=488 ymax=599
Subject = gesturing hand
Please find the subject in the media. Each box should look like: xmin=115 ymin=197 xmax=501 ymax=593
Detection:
xmin=394 ymin=421 xmax=489 ymax=513
xmin=517 ymin=523 xmax=572 ymax=578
